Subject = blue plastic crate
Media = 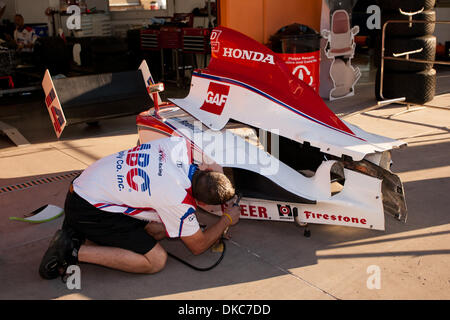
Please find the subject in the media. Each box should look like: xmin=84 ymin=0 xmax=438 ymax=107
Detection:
xmin=32 ymin=25 xmax=49 ymax=37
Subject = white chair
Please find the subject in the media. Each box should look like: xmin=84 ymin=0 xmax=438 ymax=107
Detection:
xmin=322 ymin=10 xmax=359 ymax=58
xmin=322 ymin=9 xmax=361 ymax=100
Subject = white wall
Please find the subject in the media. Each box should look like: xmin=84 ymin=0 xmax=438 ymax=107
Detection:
xmin=174 ymin=0 xmax=205 ymax=13
xmin=2 ymin=0 xmax=17 ymax=21
xmin=108 ymin=0 xmax=213 ymax=24
xmin=1 ymin=0 xmax=215 ymax=33
xmin=109 ymin=0 xmax=173 ymax=25
xmin=435 ymin=7 xmax=450 ymax=44
xmin=2 ymin=0 xmax=53 ymax=24
xmin=86 ymin=0 xmax=108 ymax=11
xmin=15 ymin=0 xmax=49 ymax=23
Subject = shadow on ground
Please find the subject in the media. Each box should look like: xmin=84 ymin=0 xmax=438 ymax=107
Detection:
xmin=0 ymin=137 xmax=448 ymax=299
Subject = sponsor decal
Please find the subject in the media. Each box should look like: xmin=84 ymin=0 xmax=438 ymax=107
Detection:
xmin=241 ymin=204 xmax=268 ymax=218
xmin=115 ymin=144 xmax=152 ymax=196
xmin=210 ymin=30 xmax=222 ymax=53
xmin=277 ymin=204 xmax=297 ymax=220
xmin=45 ymin=88 xmax=65 ymax=135
xmin=179 ymin=207 xmax=196 ymax=237
xmin=303 ymin=210 xmax=367 ymax=225
xmin=277 ymin=51 xmax=320 ymax=92
xmin=45 ymin=88 xmax=56 ymax=107
xmin=115 ymin=151 xmax=125 ymax=191
xmin=50 ymin=106 xmax=65 ymax=135
xmin=158 ymin=146 xmax=166 ymax=176
xmin=222 ymin=47 xmax=275 ymax=65
xmin=200 ymin=82 xmax=230 ymax=115
xmin=172 ymin=118 xmax=203 ymax=134
xmin=127 ymin=168 xmax=151 ymax=195
xmin=220 ymin=204 xmax=269 ymax=219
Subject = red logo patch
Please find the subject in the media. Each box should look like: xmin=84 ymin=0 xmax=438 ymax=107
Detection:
xmin=200 ymin=82 xmax=230 ymax=115
xmin=210 ymin=30 xmax=222 ymax=53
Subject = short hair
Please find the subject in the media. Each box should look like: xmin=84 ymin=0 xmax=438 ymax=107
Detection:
xmin=192 ymin=170 xmax=235 ymax=205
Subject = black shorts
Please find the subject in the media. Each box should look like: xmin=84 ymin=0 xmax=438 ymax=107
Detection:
xmin=63 ymin=188 xmax=157 ymax=255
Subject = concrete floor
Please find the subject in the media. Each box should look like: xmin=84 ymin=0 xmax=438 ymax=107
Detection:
xmin=0 ymin=64 xmax=449 ymax=300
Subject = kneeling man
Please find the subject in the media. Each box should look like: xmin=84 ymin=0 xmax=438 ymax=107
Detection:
xmin=39 ymin=137 xmax=240 ymax=279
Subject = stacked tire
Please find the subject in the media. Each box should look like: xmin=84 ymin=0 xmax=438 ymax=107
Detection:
xmin=375 ymin=0 xmax=437 ymax=104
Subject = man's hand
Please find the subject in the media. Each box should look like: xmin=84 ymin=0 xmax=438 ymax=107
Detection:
xmin=222 ymin=195 xmax=241 ymax=226
xmin=181 ymin=196 xmax=241 ymax=255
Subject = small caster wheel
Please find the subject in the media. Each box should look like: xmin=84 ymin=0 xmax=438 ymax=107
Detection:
xmin=304 ymin=227 xmax=311 ymax=238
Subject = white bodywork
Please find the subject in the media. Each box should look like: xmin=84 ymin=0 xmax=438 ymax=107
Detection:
xmin=139 ymin=113 xmax=386 ymax=230
xmin=139 ymin=60 xmax=163 ymax=105
xmin=41 ymin=51 xmax=405 ymax=232
xmin=169 ymin=72 xmax=405 ymax=162
xmin=42 ymin=70 xmax=67 ymax=138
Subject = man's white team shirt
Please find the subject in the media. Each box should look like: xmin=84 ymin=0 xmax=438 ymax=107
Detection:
xmin=73 ymin=137 xmax=199 ymax=238
xmin=14 ymin=26 xmax=38 ymax=53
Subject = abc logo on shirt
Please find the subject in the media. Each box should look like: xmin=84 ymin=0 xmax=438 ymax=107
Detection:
xmin=126 ymin=144 xmax=152 ymax=196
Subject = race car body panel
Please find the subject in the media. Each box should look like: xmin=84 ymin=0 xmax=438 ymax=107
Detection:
xmin=169 ymin=26 xmax=405 ymax=161
xmin=42 ymin=70 xmax=67 ymax=138
xmin=134 ymin=26 xmax=407 ymax=230
xmin=43 ymin=25 xmax=407 ymax=232
xmin=137 ymin=111 xmax=385 ymax=230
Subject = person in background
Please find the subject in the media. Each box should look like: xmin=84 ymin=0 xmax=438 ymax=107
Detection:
xmin=0 ymin=1 xmax=6 ymax=20
xmin=13 ymin=14 xmax=38 ymax=53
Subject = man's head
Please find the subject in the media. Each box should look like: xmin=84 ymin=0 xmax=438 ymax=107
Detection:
xmin=192 ymin=170 xmax=235 ymax=205
xmin=14 ymin=14 xmax=24 ymax=29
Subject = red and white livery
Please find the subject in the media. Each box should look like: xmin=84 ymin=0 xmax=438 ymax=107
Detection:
xmin=136 ymin=27 xmax=407 ymax=231
xmin=73 ymin=137 xmax=200 ymax=238
xmin=44 ymin=26 xmax=408 ymax=232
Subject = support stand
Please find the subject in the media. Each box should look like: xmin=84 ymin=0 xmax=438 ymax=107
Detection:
xmin=378 ymin=19 xmax=450 ymax=115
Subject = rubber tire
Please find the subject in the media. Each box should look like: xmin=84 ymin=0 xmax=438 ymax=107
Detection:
xmin=376 ymin=35 xmax=436 ymax=72
xmin=381 ymin=9 xmax=436 ymax=37
xmin=378 ymin=0 xmax=436 ymax=12
xmin=375 ymin=68 xmax=436 ymax=104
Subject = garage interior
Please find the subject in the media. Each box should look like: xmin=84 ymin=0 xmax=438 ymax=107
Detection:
xmin=0 ymin=0 xmax=449 ymax=300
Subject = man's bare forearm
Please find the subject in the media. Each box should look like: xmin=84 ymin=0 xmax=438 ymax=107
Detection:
xmin=197 ymin=216 xmax=230 ymax=254
xmin=182 ymin=216 xmax=231 ymax=255
xmin=182 ymin=198 xmax=240 ymax=255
